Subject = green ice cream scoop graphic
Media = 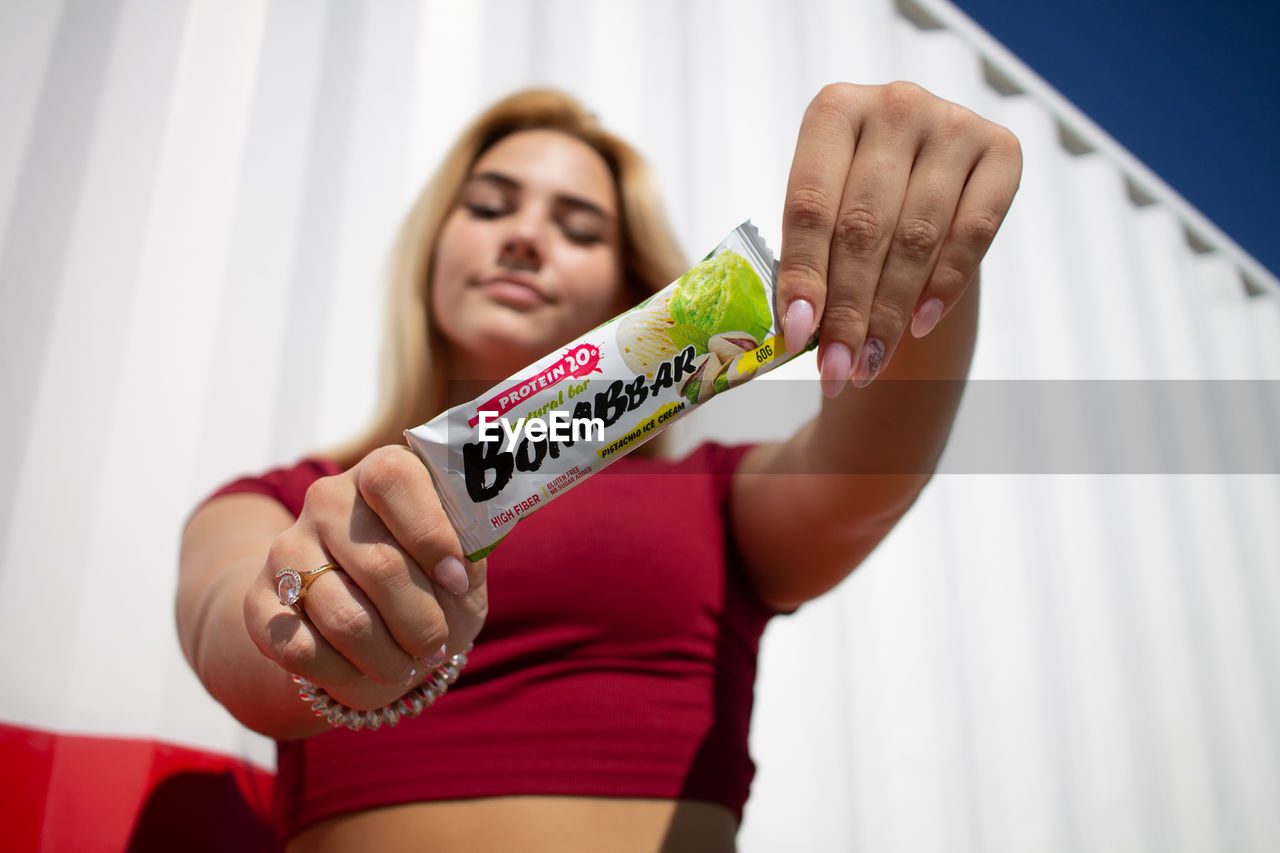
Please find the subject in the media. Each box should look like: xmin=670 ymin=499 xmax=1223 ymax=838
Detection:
xmin=667 ymin=250 xmax=772 ymax=351
xmin=616 ymin=249 xmax=773 ymax=379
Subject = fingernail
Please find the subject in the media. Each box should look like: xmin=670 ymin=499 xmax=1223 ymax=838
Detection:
xmin=400 ymin=666 xmax=418 ymax=687
xmin=819 ymin=342 xmax=852 ymax=398
xmin=853 ymin=338 xmax=885 ymax=388
xmin=432 ymin=555 xmax=469 ymax=596
xmin=783 ymin=299 xmax=814 ymax=354
xmin=419 ymin=645 xmax=447 ymax=669
xmin=911 ymin=298 xmax=944 ymax=338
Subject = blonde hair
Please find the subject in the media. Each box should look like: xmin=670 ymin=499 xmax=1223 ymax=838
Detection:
xmin=328 ymin=89 xmax=687 ymax=469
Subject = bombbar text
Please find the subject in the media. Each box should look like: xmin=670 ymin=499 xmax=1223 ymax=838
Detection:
xmin=461 ymin=345 xmax=697 ymax=503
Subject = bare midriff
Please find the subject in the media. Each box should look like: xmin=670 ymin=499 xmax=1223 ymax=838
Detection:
xmin=286 ymin=796 xmax=739 ymax=853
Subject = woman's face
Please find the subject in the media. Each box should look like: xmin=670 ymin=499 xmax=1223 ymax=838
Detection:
xmin=432 ymin=129 xmax=627 ymax=380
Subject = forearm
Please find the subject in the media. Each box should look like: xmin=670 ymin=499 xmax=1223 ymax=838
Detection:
xmin=763 ymin=275 xmax=979 ymax=508
xmin=177 ymin=495 xmax=332 ymax=739
xmin=185 ymin=566 xmax=333 ymax=739
xmin=732 ymin=278 xmax=979 ymax=610
xmin=807 ymin=274 xmax=978 ymax=516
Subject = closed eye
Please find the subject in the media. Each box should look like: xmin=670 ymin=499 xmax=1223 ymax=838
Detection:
xmin=561 ymin=224 xmax=604 ymax=245
xmin=556 ymin=204 xmax=610 ymax=246
xmin=466 ymin=201 xmax=506 ymax=219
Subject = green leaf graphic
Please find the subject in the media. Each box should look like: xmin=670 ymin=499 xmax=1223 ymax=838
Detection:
xmin=667 ymin=323 xmax=709 ymax=352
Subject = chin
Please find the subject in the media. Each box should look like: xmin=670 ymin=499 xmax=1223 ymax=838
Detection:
xmin=441 ymin=304 xmax=595 ymax=381
xmin=458 ymin=332 xmax=560 ymax=383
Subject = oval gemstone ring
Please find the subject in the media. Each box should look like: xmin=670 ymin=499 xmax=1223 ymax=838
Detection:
xmin=275 ymin=564 xmax=340 ymax=607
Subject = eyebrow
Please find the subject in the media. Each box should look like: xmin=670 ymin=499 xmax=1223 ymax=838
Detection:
xmin=469 ymin=171 xmax=615 ymax=220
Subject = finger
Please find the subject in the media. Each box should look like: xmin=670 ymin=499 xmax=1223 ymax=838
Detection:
xmin=353 ymin=446 xmax=485 ymax=660
xmin=292 ymin=548 xmax=421 ymax=689
xmin=819 ymin=114 xmax=921 ymax=394
xmin=246 ymin=542 xmax=401 ymax=707
xmin=852 ymin=136 xmax=974 ymax=386
xmin=356 ymin=446 xmax=471 ymax=596
xmin=281 ymin=469 xmax=425 ymax=686
xmin=431 ymin=554 xmax=487 ymax=660
xmin=778 ymin=84 xmax=858 ymax=356
xmin=319 ymin=505 xmax=450 ymax=674
xmin=914 ymin=131 xmax=1021 ymax=338
xmin=246 ymin=586 xmax=418 ymax=712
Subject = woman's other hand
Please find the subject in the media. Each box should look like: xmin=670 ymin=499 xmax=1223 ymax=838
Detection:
xmin=776 ymin=82 xmax=1022 ymax=396
xmin=243 ymin=445 xmax=488 ymax=712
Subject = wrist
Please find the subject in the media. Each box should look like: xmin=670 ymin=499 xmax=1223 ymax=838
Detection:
xmin=292 ymin=646 xmax=472 ymax=732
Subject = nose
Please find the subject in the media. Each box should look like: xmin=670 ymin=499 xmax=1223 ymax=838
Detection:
xmin=497 ymin=210 xmax=546 ymax=273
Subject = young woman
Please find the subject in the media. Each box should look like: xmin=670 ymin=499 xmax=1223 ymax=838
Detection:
xmin=178 ymin=85 xmax=1021 ymax=851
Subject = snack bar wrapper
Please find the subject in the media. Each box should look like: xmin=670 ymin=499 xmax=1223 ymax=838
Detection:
xmin=405 ymin=221 xmax=814 ymax=561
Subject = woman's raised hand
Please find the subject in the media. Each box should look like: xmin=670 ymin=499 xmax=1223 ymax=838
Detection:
xmin=243 ymin=446 xmax=488 ymax=711
xmin=777 ymin=82 xmax=1022 ymax=395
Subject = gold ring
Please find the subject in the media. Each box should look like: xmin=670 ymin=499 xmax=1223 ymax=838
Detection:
xmin=275 ymin=564 xmax=340 ymax=607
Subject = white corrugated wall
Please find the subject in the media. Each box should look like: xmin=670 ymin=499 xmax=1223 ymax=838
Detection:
xmin=1 ymin=1 xmax=1276 ymax=850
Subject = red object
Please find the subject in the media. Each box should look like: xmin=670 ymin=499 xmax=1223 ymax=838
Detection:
xmin=0 ymin=722 xmax=277 ymax=852
xmin=211 ymin=442 xmax=782 ymax=841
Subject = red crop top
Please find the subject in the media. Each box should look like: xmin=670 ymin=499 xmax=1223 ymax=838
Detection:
xmin=209 ymin=442 xmax=783 ymax=838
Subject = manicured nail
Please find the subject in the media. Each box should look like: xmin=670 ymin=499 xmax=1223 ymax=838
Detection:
xmin=783 ymin=299 xmax=814 ymax=354
xmin=911 ymin=298 xmax=944 ymax=338
xmin=400 ymin=666 xmax=418 ymax=687
xmin=419 ymin=645 xmax=447 ymax=669
xmin=432 ymin=555 xmax=469 ymax=596
xmin=819 ymin=342 xmax=852 ymax=398
xmin=853 ymin=338 xmax=885 ymax=388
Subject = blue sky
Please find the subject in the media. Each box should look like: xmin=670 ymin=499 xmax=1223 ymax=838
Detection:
xmin=956 ymin=0 xmax=1279 ymax=280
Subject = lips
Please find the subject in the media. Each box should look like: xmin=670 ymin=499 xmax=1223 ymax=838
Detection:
xmin=475 ymin=275 xmax=550 ymax=310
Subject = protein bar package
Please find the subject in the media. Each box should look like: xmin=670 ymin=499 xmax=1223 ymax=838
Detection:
xmin=405 ymin=221 xmax=814 ymax=560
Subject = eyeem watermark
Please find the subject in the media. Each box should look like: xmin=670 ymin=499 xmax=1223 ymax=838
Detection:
xmin=477 ymin=410 xmax=605 ymax=453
